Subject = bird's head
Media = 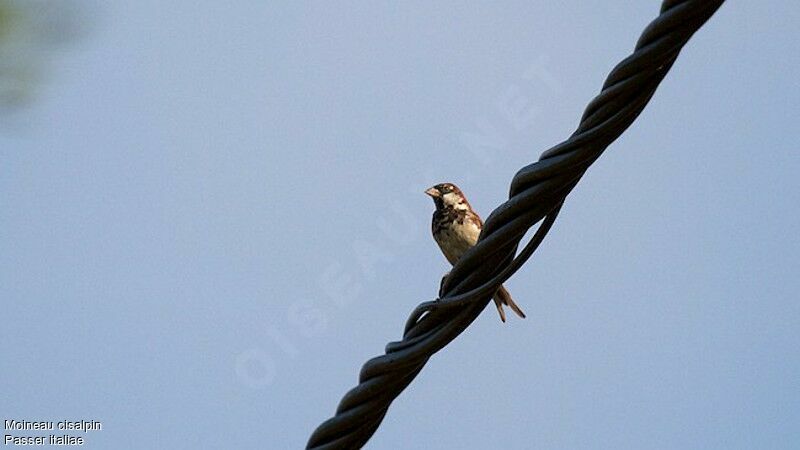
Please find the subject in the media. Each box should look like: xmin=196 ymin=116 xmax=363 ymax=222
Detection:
xmin=425 ymin=182 xmax=468 ymax=210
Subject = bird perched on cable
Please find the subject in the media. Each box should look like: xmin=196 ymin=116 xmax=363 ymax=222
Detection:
xmin=425 ymin=182 xmax=526 ymax=322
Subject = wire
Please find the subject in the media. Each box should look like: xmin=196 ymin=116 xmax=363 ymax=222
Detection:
xmin=306 ymin=1 xmax=726 ymax=448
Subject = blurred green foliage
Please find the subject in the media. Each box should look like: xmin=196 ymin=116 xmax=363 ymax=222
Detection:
xmin=0 ymin=0 xmax=90 ymax=113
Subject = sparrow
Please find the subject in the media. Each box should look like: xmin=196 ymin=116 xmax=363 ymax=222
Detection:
xmin=425 ymin=182 xmax=526 ymax=322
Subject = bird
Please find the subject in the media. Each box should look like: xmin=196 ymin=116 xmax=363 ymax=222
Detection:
xmin=425 ymin=182 xmax=526 ymax=322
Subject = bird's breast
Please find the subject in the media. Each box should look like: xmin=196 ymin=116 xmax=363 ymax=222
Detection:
xmin=432 ymin=213 xmax=482 ymax=265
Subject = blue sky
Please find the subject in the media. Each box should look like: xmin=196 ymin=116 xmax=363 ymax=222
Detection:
xmin=2 ymin=2 xmax=799 ymax=449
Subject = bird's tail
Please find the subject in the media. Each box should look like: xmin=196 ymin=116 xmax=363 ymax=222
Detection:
xmin=492 ymin=285 xmax=526 ymax=323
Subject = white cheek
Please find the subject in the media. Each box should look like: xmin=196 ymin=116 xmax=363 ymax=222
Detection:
xmin=442 ymin=192 xmax=467 ymax=209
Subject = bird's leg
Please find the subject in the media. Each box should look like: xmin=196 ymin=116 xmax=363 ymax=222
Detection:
xmin=438 ymin=271 xmax=450 ymax=298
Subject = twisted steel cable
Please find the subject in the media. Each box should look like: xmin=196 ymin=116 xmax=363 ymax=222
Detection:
xmin=307 ymin=1 xmax=725 ymax=448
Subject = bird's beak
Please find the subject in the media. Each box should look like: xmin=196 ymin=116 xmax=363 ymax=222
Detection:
xmin=424 ymin=187 xmax=439 ymax=197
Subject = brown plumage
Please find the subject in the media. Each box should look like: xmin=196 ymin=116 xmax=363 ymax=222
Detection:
xmin=425 ymin=182 xmax=526 ymax=322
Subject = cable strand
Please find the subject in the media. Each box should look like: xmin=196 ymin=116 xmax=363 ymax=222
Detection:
xmin=306 ymin=2 xmax=725 ymax=448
